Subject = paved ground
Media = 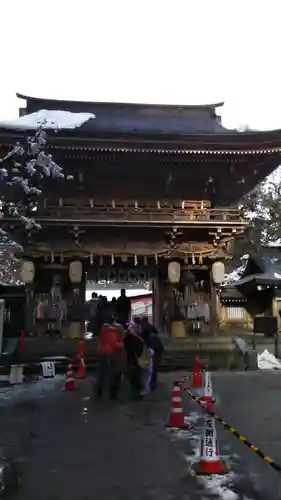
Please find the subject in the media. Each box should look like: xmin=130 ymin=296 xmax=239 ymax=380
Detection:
xmin=213 ymin=371 xmax=281 ymax=499
xmin=0 ymin=372 xmax=281 ymax=499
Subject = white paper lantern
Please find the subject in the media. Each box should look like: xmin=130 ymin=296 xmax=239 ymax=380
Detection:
xmin=168 ymin=261 xmax=181 ymax=284
xmin=69 ymin=261 xmax=82 ymax=283
xmin=212 ymin=261 xmax=225 ymax=284
xmin=20 ymin=261 xmax=35 ymax=283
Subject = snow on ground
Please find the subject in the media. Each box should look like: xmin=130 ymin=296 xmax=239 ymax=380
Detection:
xmin=0 ymin=109 xmax=95 ymax=130
xmin=258 ymin=349 xmax=281 ymax=369
xmin=0 ymin=375 xmax=64 ymax=405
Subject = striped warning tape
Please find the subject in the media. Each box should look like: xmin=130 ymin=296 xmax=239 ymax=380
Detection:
xmin=181 ymin=383 xmax=281 ymax=474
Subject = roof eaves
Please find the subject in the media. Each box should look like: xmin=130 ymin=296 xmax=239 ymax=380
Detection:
xmin=16 ymin=93 xmax=225 ymax=111
xmin=49 ymin=144 xmax=281 ymax=156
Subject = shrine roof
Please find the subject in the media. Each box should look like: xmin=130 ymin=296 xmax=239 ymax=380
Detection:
xmin=0 ymin=94 xmax=280 ymax=161
xmin=10 ymin=93 xmax=230 ymax=135
xmin=242 ymin=251 xmax=281 ymax=279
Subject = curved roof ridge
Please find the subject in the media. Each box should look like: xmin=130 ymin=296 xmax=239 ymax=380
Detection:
xmin=16 ymin=93 xmax=224 ymax=110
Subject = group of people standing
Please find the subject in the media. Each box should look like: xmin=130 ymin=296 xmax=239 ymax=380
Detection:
xmin=86 ymin=289 xmax=131 ymax=336
xmin=86 ymin=289 xmax=164 ymax=401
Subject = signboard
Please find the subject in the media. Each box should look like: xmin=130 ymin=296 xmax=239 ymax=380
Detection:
xmin=42 ymin=361 xmax=56 ymax=378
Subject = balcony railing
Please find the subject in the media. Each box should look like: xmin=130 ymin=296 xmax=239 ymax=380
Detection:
xmin=36 ymin=199 xmax=246 ymax=225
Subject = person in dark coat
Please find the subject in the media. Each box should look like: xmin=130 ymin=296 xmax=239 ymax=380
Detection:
xmin=116 ymin=289 xmax=131 ymax=326
xmin=139 ymin=315 xmax=164 ymax=391
xmin=85 ymin=292 xmax=100 ymax=335
xmin=110 ymin=297 xmax=117 ymax=318
xmin=123 ymin=321 xmax=144 ymax=400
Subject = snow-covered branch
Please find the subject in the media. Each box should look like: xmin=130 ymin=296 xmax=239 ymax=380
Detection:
xmin=0 ymin=121 xmax=73 ymax=230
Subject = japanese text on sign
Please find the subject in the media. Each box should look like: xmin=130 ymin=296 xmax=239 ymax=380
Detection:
xmin=204 ymin=419 xmax=214 ymax=457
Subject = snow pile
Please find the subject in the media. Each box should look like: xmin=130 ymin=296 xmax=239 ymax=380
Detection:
xmin=0 ymin=109 xmax=95 ymax=130
xmin=198 ymin=472 xmax=239 ymax=500
xmin=258 ymin=349 xmax=281 ymax=370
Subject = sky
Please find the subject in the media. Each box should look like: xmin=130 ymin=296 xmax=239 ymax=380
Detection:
xmin=0 ymin=0 xmax=281 ymax=130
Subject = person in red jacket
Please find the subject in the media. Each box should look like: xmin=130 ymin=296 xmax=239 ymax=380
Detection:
xmin=96 ymin=316 xmax=124 ymax=400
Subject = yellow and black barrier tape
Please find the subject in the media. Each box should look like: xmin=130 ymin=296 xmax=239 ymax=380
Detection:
xmin=181 ymin=383 xmax=281 ymax=474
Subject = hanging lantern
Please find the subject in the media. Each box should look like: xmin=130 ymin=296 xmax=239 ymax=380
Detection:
xmin=90 ymin=253 xmax=93 ymax=265
xmin=212 ymin=261 xmax=225 ymax=284
xmin=51 ymin=252 xmax=55 ymax=264
xmin=121 ymin=254 xmax=128 ymax=262
xmin=155 ymin=254 xmax=158 ymax=265
xmin=192 ymin=253 xmax=196 ymax=265
xmin=99 ymin=256 xmax=103 ymax=266
xmin=200 ymin=200 xmax=204 ymax=210
xmin=134 ymin=200 xmax=138 ymax=209
xmin=111 ymin=254 xmax=115 ymax=266
xmin=184 ymin=256 xmax=188 ymax=265
xmin=168 ymin=261 xmax=181 ymax=284
xmin=134 ymin=255 xmax=138 ymax=266
xmin=69 ymin=261 xmax=83 ymax=283
xmin=157 ymin=200 xmax=161 ymax=209
xmin=144 ymin=256 xmax=148 ymax=266
xmin=112 ymin=199 xmax=116 ymax=208
xmin=181 ymin=201 xmax=185 ymax=210
xmin=199 ymin=253 xmax=203 ymax=265
xmin=20 ymin=261 xmax=35 ymax=283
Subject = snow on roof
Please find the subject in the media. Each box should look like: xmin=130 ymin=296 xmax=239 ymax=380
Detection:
xmin=0 ymin=109 xmax=96 ymax=131
xmin=221 ymin=263 xmax=246 ymax=286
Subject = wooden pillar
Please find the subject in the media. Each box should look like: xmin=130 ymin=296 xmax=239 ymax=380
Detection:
xmin=274 ymin=298 xmax=281 ymax=332
xmin=209 ymin=271 xmax=219 ymax=336
xmin=68 ymin=262 xmax=86 ymax=338
xmin=153 ymin=273 xmax=162 ymax=332
xmin=24 ymin=283 xmax=35 ymax=336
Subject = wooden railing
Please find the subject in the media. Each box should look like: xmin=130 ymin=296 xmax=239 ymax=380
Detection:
xmin=37 ymin=199 xmax=245 ymax=224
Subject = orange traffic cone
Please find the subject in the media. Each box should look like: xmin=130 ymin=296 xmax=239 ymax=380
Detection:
xmin=64 ymin=363 xmax=75 ymax=391
xmin=194 ymin=402 xmax=227 ymax=475
xmin=199 ymin=370 xmax=214 ymax=404
xmin=191 ymin=355 xmax=202 ymax=389
xmin=166 ymin=381 xmax=189 ymax=429
xmin=77 ymin=356 xmax=86 ymax=379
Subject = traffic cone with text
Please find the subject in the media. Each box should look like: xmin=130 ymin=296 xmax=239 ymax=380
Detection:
xmin=64 ymin=362 xmax=75 ymax=391
xmin=193 ymin=402 xmax=227 ymax=475
xmin=191 ymin=355 xmax=202 ymax=390
xmin=199 ymin=370 xmax=214 ymax=404
xmin=166 ymin=381 xmax=190 ymax=429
